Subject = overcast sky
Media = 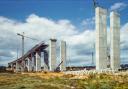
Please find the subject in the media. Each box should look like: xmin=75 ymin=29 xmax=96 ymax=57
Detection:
xmin=0 ymin=0 xmax=128 ymax=66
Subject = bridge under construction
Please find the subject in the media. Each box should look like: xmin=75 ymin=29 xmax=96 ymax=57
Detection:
xmin=8 ymin=39 xmax=66 ymax=72
xmin=8 ymin=5 xmax=121 ymax=72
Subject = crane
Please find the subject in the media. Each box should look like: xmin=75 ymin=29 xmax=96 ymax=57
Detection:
xmin=17 ymin=32 xmax=39 ymax=57
xmin=92 ymin=0 xmax=99 ymax=8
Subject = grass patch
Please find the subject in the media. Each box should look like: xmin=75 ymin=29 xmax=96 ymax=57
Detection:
xmin=0 ymin=72 xmax=128 ymax=89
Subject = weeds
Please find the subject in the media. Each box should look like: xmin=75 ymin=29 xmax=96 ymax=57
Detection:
xmin=0 ymin=73 xmax=128 ymax=89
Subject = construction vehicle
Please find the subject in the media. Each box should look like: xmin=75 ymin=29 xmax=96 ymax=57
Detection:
xmin=54 ymin=61 xmax=63 ymax=72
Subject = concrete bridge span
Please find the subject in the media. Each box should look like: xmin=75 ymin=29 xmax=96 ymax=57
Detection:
xmin=8 ymin=42 xmax=49 ymax=72
xmin=8 ymin=39 xmax=67 ymax=72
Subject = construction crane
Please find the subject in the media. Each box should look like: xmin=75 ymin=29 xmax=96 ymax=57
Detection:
xmin=17 ymin=32 xmax=39 ymax=57
xmin=92 ymin=0 xmax=99 ymax=8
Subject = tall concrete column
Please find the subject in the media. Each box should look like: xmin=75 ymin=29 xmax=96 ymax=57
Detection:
xmin=60 ymin=41 xmax=66 ymax=71
xmin=31 ymin=54 xmax=35 ymax=71
xmin=27 ymin=58 xmax=32 ymax=72
xmin=95 ymin=7 xmax=107 ymax=70
xmin=16 ymin=61 xmax=20 ymax=72
xmin=49 ymin=39 xmax=57 ymax=71
xmin=21 ymin=60 xmax=25 ymax=72
xmin=43 ymin=50 xmax=49 ymax=71
xmin=35 ymin=52 xmax=41 ymax=71
xmin=110 ymin=12 xmax=120 ymax=70
xmin=24 ymin=59 xmax=28 ymax=71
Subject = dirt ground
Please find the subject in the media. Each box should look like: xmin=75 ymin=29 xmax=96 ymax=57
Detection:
xmin=0 ymin=72 xmax=128 ymax=89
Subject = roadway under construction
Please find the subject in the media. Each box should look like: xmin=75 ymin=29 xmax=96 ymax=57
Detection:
xmin=8 ymin=39 xmax=66 ymax=72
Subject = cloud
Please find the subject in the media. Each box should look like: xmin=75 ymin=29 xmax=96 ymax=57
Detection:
xmin=0 ymin=50 xmax=14 ymax=57
xmin=81 ymin=17 xmax=95 ymax=30
xmin=0 ymin=14 xmax=95 ymax=66
xmin=120 ymin=23 xmax=128 ymax=50
xmin=0 ymin=14 xmax=128 ymax=66
xmin=110 ymin=2 xmax=127 ymax=11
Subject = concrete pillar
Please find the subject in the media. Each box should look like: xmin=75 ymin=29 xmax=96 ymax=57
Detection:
xmin=10 ymin=64 xmax=13 ymax=70
xmin=49 ymin=39 xmax=57 ymax=71
xmin=31 ymin=54 xmax=35 ymax=71
xmin=43 ymin=50 xmax=49 ymax=71
xmin=13 ymin=63 xmax=16 ymax=72
xmin=27 ymin=58 xmax=32 ymax=71
xmin=95 ymin=7 xmax=107 ymax=70
xmin=8 ymin=63 xmax=13 ymax=70
xmin=110 ymin=11 xmax=120 ymax=70
xmin=21 ymin=60 xmax=25 ymax=71
xmin=60 ymin=41 xmax=66 ymax=71
xmin=35 ymin=52 xmax=41 ymax=71
xmin=24 ymin=59 xmax=28 ymax=71
xmin=16 ymin=61 xmax=20 ymax=72
xmin=13 ymin=63 xmax=16 ymax=71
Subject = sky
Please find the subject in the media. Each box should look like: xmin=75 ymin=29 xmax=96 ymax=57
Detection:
xmin=0 ymin=0 xmax=128 ymax=66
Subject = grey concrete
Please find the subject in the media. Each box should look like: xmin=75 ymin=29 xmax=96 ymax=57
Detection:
xmin=16 ymin=61 xmax=20 ymax=72
xmin=21 ymin=60 xmax=25 ymax=72
xmin=60 ymin=41 xmax=66 ymax=71
xmin=35 ymin=52 xmax=41 ymax=71
xmin=16 ymin=60 xmax=24 ymax=72
xmin=95 ymin=7 xmax=107 ymax=70
xmin=110 ymin=11 xmax=120 ymax=70
xmin=43 ymin=51 xmax=49 ymax=71
xmin=31 ymin=56 xmax=35 ymax=71
xmin=49 ymin=39 xmax=57 ymax=71
xmin=27 ymin=58 xmax=32 ymax=71
xmin=24 ymin=58 xmax=28 ymax=71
